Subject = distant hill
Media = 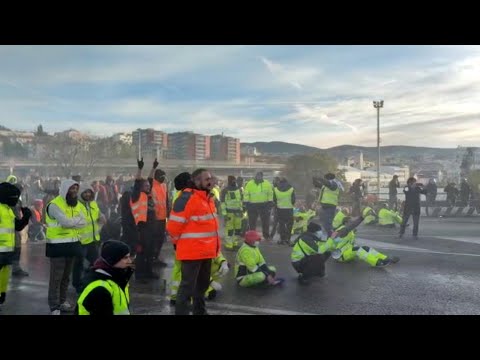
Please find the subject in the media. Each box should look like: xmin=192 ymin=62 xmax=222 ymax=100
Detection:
xmin=241 ymin=142 xmax=459 ymax=161
xmin=241 ymin=141 xmax=324 ymax=156
xmin=0 ymin=125 xmax=11 ymax=131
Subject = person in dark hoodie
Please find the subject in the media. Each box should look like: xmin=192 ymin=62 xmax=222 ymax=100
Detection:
xmin=220 ymin=175 xmax=244 ymax=250
xmin=45 ymin=179 xmax=86 ymax=315
xmin=0 ymin=183 xmax=31 ymax=310
xmin=273 ymin=177 xmax=296 ymax=245
xmin=76 ymin=240 xmax=134 ymax=315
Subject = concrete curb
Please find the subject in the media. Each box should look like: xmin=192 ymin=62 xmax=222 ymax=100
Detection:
xmin=421 ymin=207 xmax=479 ymax=217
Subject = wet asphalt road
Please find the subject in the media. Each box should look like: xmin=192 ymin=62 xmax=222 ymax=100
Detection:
xmin=2 ymin=216 xmax=480 ymax=315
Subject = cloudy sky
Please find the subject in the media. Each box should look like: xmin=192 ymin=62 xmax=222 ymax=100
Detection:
xmin=1 ymin=45 xmax=480 ymax=148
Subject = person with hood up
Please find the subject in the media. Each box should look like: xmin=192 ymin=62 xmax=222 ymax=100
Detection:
xmin=0 ymin=183 xmax=31 ymax=310
xmin=235 ymin=230 xmax=284 ymax=288
xmin=72 ymin=183 xmax=106 ymax=294
xmin=220 ymin=175 xmax=244 ymax=250
xmin=273 ymin=177 xmax=296 ymax=245
xmin=45 ymin=179 xmax=87 ymax=315
xmin=76 ymin=240 xmax=134 ymax=315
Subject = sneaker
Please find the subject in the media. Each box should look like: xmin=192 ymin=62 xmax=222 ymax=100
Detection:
xmin=206 ymin=289 xmax=217 ymax=300
xmin=12 ymin=268 xmax=29 ymax=277
xmin=59 ymin=301 xmax=74 ymax=312
xmin=272 ymin=277 xmax=285 ymax=286
xmin=375 ymin=258 xmax=392 ymax=267
xmin=169 ymin=299 xmax=176 ymax=306
xmin=51 ymin=309 xmax=61 ymax=315
xmin=389 ymin=256 xmax=400 ymax=264
xmin=297 ymin=274 xmax=310 ymax=285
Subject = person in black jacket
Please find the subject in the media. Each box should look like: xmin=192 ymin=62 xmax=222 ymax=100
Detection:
xmin=399 ymin=177 xmax=427 ymax=240
xmin=75 ymin=240 xmax=134 ymax=315
xmin=0 ymin=183 xmax=31 ymax=310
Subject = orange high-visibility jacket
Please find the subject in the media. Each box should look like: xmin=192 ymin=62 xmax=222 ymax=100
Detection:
xmin=167 ymin=188 xmax=220 ymax=260
xmin=151 ymin=179 xmax=167 ymax=220
xmin=130 ymin=192 xmax=148 ymax=225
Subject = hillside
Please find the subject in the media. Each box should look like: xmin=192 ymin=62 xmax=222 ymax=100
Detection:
xmin=241 ymin=142 xmax=459 ymax=161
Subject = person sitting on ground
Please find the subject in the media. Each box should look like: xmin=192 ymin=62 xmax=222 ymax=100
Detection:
xmin=235 ymin=230 xmax=284 ymax=287
xmin=331 ymin=216 xmax=399 ymax=267
xmin=291 ymin=220 xmax=336 ymax=285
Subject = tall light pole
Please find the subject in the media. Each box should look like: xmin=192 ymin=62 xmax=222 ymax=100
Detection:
xmin=373 ymin=100 xmax=384 ymax=199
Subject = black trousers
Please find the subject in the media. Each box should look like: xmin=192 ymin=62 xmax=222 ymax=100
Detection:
xmin=72 ymin=242 xmax=99 ymax=292
xmin=399 ymin=209 xmax=420 ymax=236
xmin=175 ymin=259 xmax=212 ymax=315
xmin=292 ymin=254 xmax=329 ymax=278
xmin=277 ymin=208 xmax=293 ymax=242
xmin=135 ymin=223 xmax=155 ymax=277
xmin=152 ymin=219 xmax=166 ymax=260
xmin=247 ymin=203 xmax=271 ymax=239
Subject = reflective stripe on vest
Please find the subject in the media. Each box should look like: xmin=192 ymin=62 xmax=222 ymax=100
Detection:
xmin=225 ymin=189 xmax=242 ymax=210
xmin=130 ymin=192 xmax=148 ymax=225
xmin=0 ymin=204 xmax=15 ymax=253
xmin=45 ymin=196 xmax=82 ymax=245
xmin=151 ymin=180 xmax=167 ymax=220
xmin=179 ymin=231 xmax=218 ymax=239
xmin=274 ymin=188 xmax=294 ymax=209
xmin=319 ymin=186 xmax=339 ymax=206
xmin=77 ymin=278 xmax=130 ymax=315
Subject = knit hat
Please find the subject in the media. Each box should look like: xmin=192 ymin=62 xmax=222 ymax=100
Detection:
xmin=101 ymin=240 xmax=130 ymax=266
xmin=174 ymin=172 xmax=191 ymax=191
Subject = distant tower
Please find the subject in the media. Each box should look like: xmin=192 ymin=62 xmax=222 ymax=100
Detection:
xmin=358 ymin=151 xmax=364 ymax=170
